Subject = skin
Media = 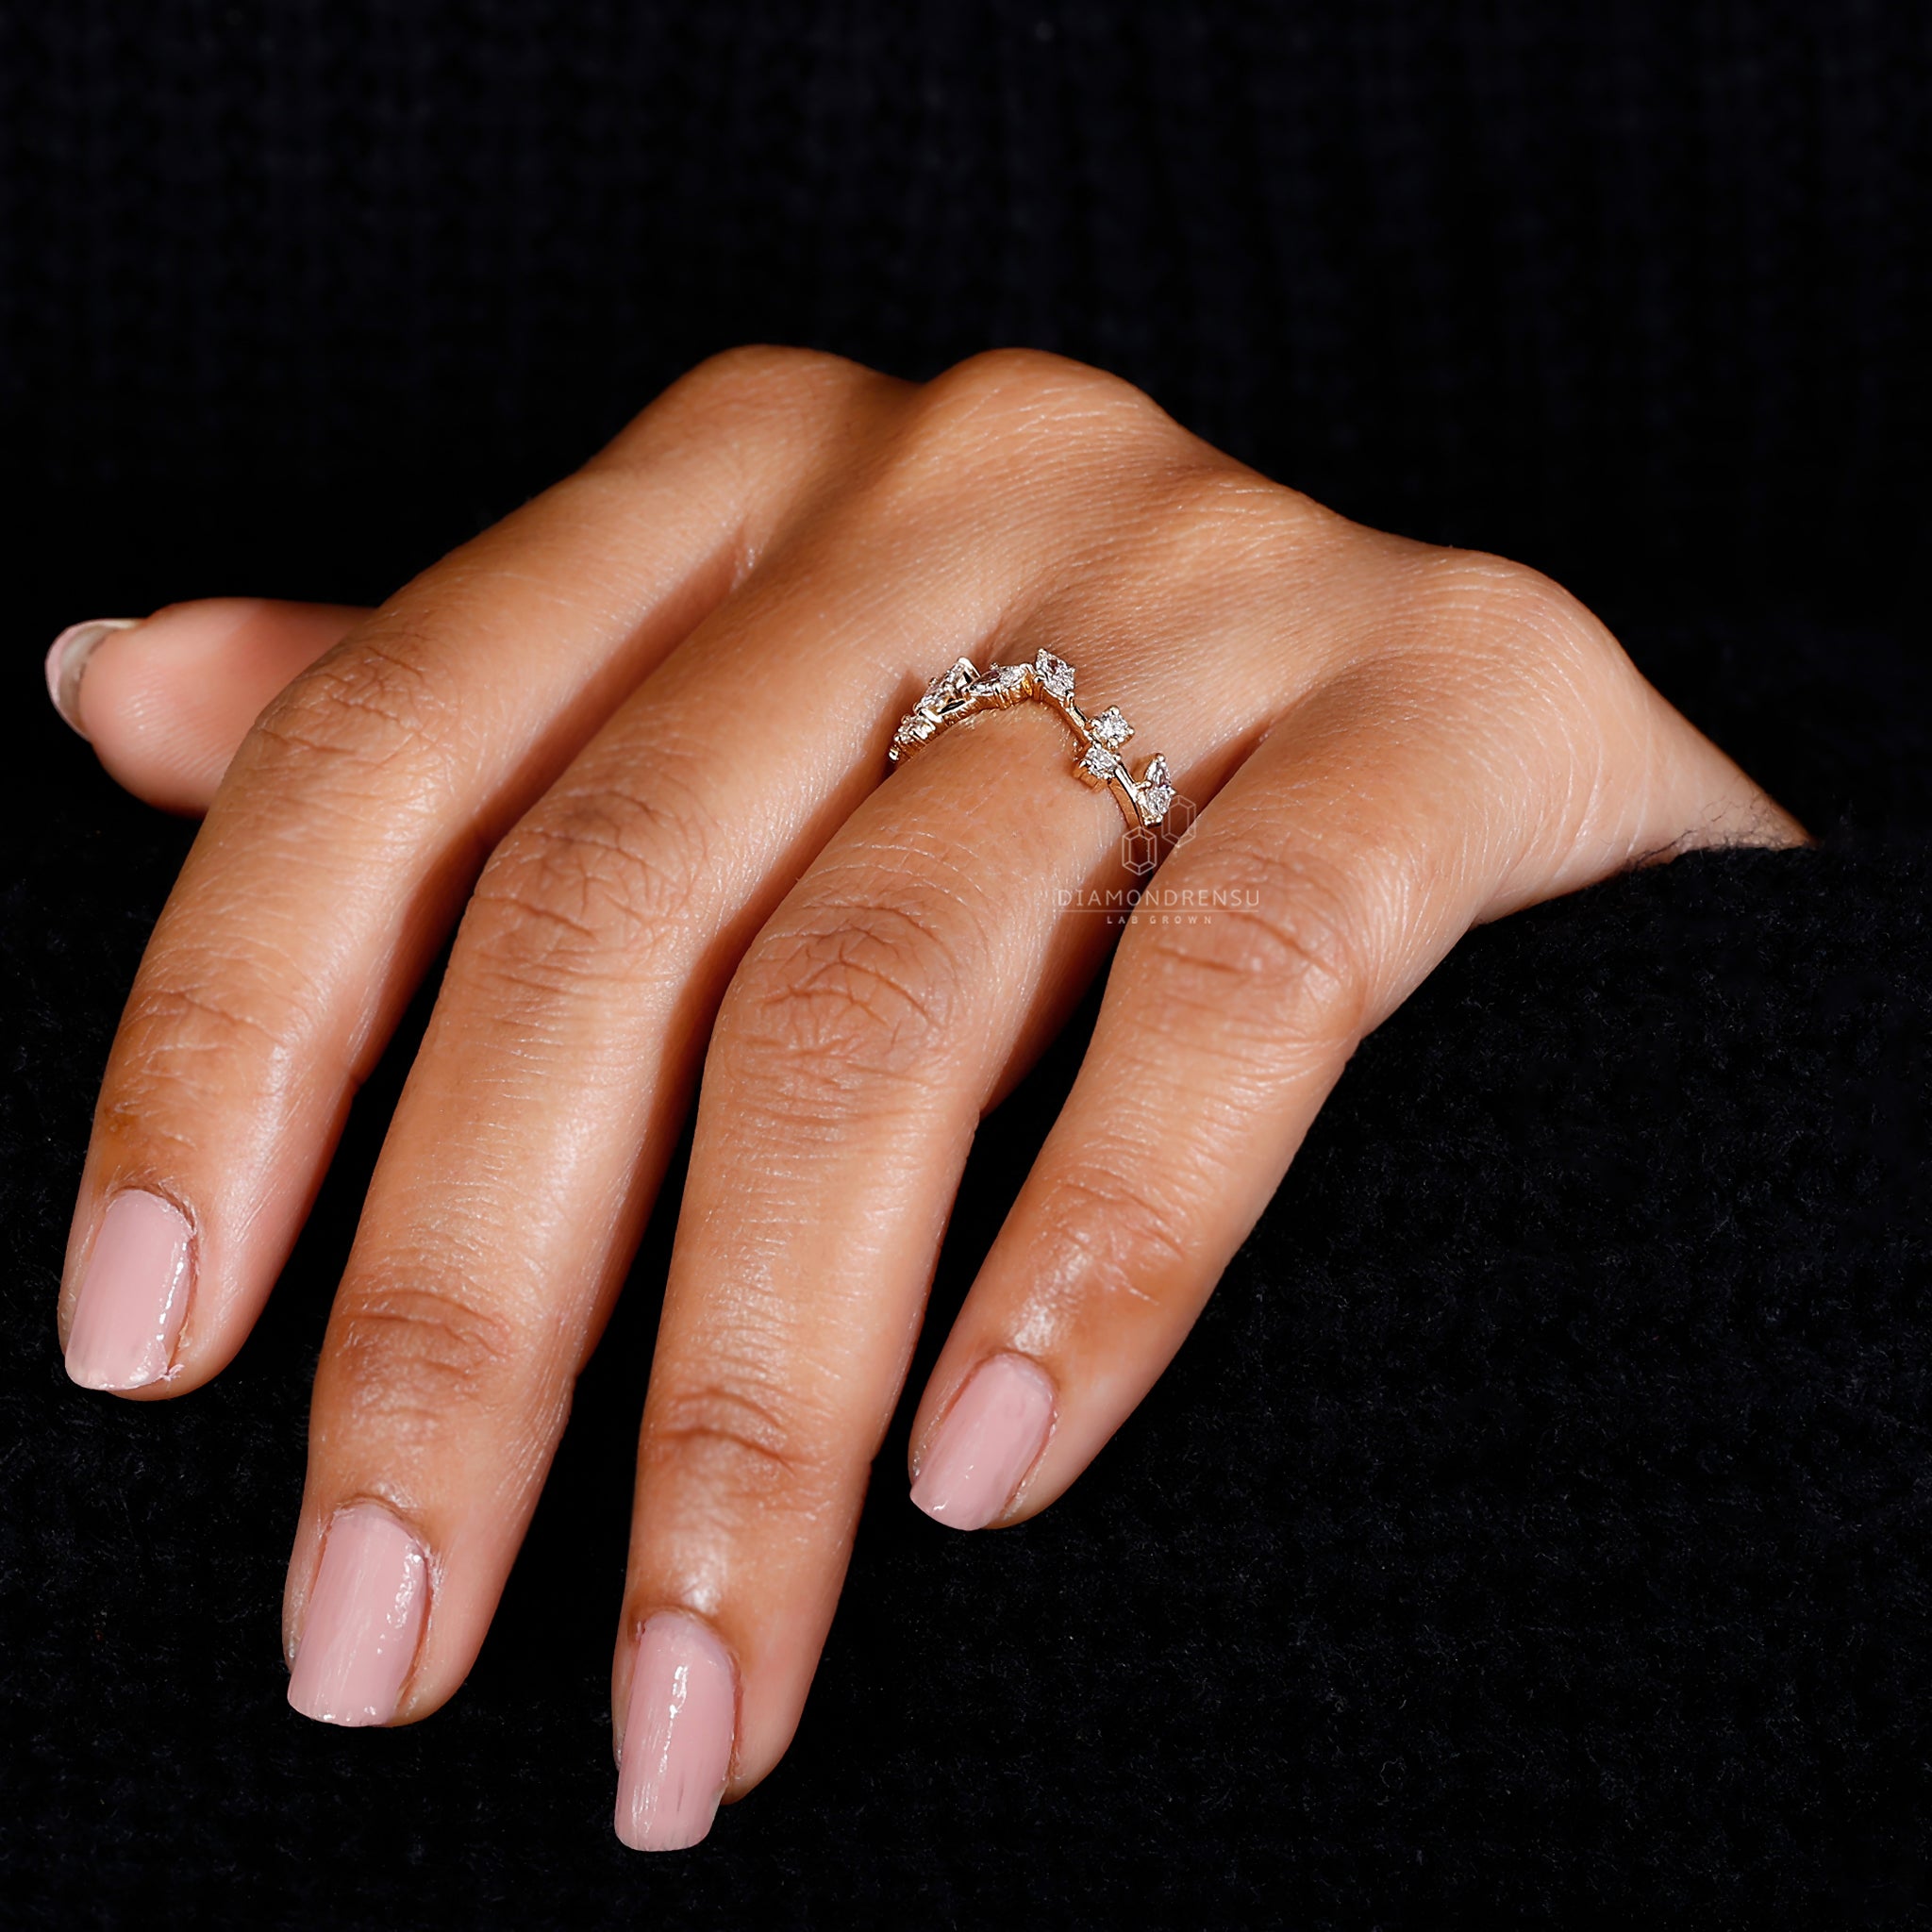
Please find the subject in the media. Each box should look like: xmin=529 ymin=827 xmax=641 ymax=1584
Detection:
xmin=52 ymin=346 xmax=1806 ymax=1832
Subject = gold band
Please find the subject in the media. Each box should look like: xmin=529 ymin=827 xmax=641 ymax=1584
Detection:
xmin=888 ymin=649 xmax=1174 ymax=832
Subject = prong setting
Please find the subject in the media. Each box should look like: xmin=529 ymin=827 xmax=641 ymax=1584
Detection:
xmin=887 ymin=652 xmax=1175 ymax=833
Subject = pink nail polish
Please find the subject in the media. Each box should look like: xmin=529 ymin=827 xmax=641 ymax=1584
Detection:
xmin=287 ymin=1505 xmax=428 ymax=1726
xmin=614 ymin=1613 xmax=736 ymax=1852
xmin=44 ymin=618 xmax=139 ymax=738
xmin=64 ymin=1190 xmax=193 ymax=1391
xmin=910 ymin=1353 xmax=1056 ymax=1531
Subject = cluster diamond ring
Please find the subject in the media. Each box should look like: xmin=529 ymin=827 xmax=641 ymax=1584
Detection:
xmin=888 ymin=649 xmax=1175 ymax=832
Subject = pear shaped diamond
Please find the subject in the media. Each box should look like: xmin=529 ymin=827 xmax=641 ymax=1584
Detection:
xmin=1137 ymin=755 xmax=1175 ymax=825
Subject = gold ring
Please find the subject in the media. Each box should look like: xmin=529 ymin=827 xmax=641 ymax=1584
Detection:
xmin=888 ymin=649 xmax=1174 ymax=832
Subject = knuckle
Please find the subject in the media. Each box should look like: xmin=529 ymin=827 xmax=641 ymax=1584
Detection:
xmin=1136 ymin=842 xmax=1375 ymax=1048
xmin=325 ymin=1276 xmax=526 ymax=1424
xmin=723 ymin=887 xmax=967 ymax=1090
xmin=912 ymin=347 xmax=1181 ymax=463
xmin=105 ymin=966 xmax=315 ymax=1132
xmin=1409 ymin=547 xmax=1616 ymax=673
xmin=1099 ymin=462 xmax=1347 ymax=605
xmin=643 ymin=1372 xmax=841 ymax=1508
xmin=938 ymin=344 xmax=1153 ymax=413
xmin=465 ymin=763 xmax=715 ymax=990
xmin=687 ymin=341 xmax=857 ymax=395
xmin=248 ymin=625 xmax=458 ymax=784
xmin=653 ymin=343 xmax=882 ymax=435
xmin=1038 ymin=1161 xmax=1193 ymax=1303
xmin=1155 ymin=461 xmax=1343 ymax=559
xmin=598 ymin=343 xmax=897 ymax=506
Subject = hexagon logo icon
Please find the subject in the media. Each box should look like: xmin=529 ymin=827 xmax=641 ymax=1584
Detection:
xmin=1118 ymin=790 xmax=1198 ymax=876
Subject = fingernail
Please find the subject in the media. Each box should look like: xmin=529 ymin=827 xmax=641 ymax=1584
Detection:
xmin=287 ymin=1505 xmax=429 ymax=1726
xmin=63 ymin=1189 xmax=194 ymax=1391
xmin=910 ymin=1352 xmax=1056 ymax=1531
xmin=44 ymin=618 xmax=139 ymax=738
xmin=614 ymin=1612 xmax=736 ymax=1852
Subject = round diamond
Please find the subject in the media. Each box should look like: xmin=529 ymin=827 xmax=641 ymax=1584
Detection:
xmin=1091 ymin=707 xmax=1133 ymax=749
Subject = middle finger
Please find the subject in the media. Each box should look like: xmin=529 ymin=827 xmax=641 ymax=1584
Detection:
xmin=612 ymin=442 xmax=1366 ymax=1842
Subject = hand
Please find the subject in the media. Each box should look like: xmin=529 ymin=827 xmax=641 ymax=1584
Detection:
xmin=49 ymin=347 xmax=1805 ymax=1851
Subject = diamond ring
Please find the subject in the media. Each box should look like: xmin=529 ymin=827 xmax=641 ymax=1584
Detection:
xmin=888 ymin=649 xmax=1175 ymax=832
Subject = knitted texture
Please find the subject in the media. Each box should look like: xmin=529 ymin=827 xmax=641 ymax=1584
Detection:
xmin=3 ymin=3 xmax=1929 ymax=1925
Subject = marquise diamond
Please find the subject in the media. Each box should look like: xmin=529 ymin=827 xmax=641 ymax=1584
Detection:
xmin=891 ymin=645 xmax=1159 ymax=835
xmin=969 ymin=661 xmax=1030 ymax=699
xmin=923 ymin=657 xmax=978 ymax=710
xmin=1033 ymin=649 xmax=1075 ymax=701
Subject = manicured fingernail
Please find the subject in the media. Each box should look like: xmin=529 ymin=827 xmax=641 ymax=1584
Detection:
xmin=614 ymin=1612 xmax=736 ymax=1852
xmin=910 ymin=1352 xmax=1056 ymax=1531
xmin=44 ymin=618 xmax=139 ymax=738
xmin=63 ymin=1189 xmax=193 ymax=1391
xmin=287 ymin=1505 xmax=428 ymax=1726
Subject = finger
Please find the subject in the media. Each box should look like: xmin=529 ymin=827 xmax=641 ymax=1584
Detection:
xmin=58 ymin=347 xmax=887 ymax=1398
xmin=280 ymin=440 xmax=995 ymax=1730
xmin=603 ymin=377 xmax=1391 ymax=1846
xmin=610 ymin=704 xmax=1124 ymax=1848
xmin=46 ymin=598 xmax=366 ymax=814
xmin=608 ymin=562 xmax=1321 ymax=1842
xmin=909 ymin=569 xmax=1807 ymax=1529
xmin=277 ymin=356 xmax=1247 ymax=1750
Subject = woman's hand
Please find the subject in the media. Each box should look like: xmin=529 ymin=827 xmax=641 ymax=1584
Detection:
xmin=48 ymin=347 xmax=1805 ymax=1851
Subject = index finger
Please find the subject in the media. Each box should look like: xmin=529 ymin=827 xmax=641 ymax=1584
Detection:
xmin=58 ymin=348 xmax=894 ymax=1395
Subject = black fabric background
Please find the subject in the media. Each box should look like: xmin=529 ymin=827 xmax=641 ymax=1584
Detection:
xmin=3 ymin=4 xmax=1930 ymax=1925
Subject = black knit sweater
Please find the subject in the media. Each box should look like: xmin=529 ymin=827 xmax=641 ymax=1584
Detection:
xmin=4 ymin=5 xmax=1929 ymax=1925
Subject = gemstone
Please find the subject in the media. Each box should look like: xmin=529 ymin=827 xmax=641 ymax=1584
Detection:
xmin=969 ymin=662 xmax=1029 ymax=699
xmin=1080 ymin=742 xmax=1121 ymax=781
xmin=1033 ymin=649 xmax=1075 ymax=700
xmin=893 ymin=717 xmax=937 ymax=755
xmin=1137 ymin=755 xmax=1174 ymax=824
xmin=1090 ymin=706 xmax=1132 ymax=749
xmin=993 ymin=661 xmax=1030 ymax=688
xmin=923 ymin=657 xmax=978 ymax=710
